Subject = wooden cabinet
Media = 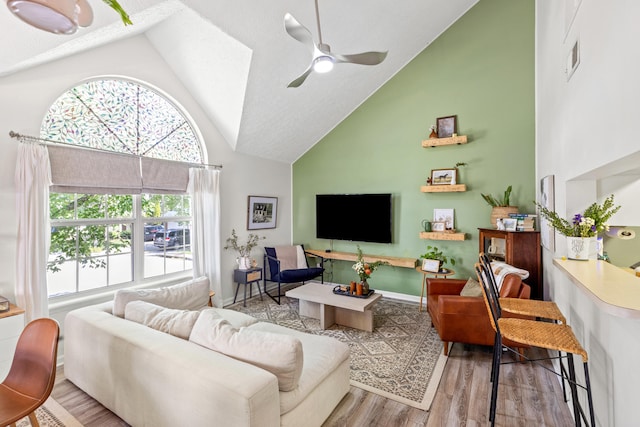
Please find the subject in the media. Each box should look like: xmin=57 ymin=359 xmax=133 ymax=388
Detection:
xmin=478 ymin=228 xmax=542 ymax=299
xmin=0 ymin=304 xmax=25 ymax=379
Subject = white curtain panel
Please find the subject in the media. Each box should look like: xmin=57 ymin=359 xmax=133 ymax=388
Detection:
xmin=15 ymin=143 xmax=52 ymax=321
xmin=188 ymin=168 xmax=221 ymax=307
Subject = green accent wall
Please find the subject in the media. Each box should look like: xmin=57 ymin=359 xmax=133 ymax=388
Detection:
xmin=292 ymin=0 xmax=535 ymax=295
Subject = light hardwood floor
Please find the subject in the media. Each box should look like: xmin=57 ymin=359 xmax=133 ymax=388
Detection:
xmin=52 ymin=343 xmax=574 ymax=426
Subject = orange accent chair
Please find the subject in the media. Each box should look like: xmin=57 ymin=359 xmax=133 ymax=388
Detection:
xmin=0 ymin=318 xmax=60 ymax=427
xmin=427 ymin=274 xmax=531 ymax=355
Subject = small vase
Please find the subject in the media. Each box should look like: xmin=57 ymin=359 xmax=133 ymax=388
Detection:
xmin=236 ymin=256 xmax=251 ymax=270
xmin=361 ymin=280 xmax=369 ymax=294
xmin=429 ymin=129 xmax=438 ymax=139
xmin=566 ymin=237 xmax=590 ymax=260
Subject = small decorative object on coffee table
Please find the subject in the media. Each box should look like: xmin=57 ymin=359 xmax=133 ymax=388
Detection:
xmin=352 ymin=245 xmax=388 ymax=295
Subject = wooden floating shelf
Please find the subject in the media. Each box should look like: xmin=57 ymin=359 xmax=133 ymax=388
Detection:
xmin=421 ymin=184 xmax=467 ymax=193
xmin=419 ymin=231 xmax=466 ymax=241
xmin=421 ymin=135 xmax=468 ymax=147
xmin=305 ymin=249 xmax=417 ymax=269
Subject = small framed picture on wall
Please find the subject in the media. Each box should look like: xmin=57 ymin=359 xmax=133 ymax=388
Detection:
xmin=436 ymin=115 xmax=457 ymax=138
xmin=247 ymin=196 xmax=278 ymax=230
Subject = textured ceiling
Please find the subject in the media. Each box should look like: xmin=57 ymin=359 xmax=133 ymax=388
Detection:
xmin=0 ymin=0 xmax=479 ymax=163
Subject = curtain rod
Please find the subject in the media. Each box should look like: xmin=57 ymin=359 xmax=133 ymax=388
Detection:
xmin=9 ymin=131 xmax=223 ymax=170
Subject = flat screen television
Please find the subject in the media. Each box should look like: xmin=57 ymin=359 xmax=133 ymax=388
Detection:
xmin=316 ymin=193 xmax=392 ymax=243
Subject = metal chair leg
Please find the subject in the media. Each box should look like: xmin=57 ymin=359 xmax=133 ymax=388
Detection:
xmin=584 ymin=363 xmax=596 ymax=427
xmin=566 ymin=354 xmax=581 ymax=427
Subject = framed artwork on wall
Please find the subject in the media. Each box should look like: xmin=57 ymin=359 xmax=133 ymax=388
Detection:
xmin=433 ymin=208 xmax=455 ymax=230
xmin=247 ymin=196 xmax=278 ymax=230
xmin=430 ymin=168 xmax=457 ymax=185
xmin=436 ymin=115 xmax=457 ymax=138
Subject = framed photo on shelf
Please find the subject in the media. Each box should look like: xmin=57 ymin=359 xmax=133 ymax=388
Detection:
xmin=436 ymin=115 xmax=457 ymax=138
xmin=247 ymin=196 xmax=278 ymax=230
xmin=431 ymin=168 xmax=457 ymax=185
xmin=503 ymin=218 xmax=518 ymax=232
xmin=431 ymin=221 xmax=447 ymax=232
xmin=433 ymin=208 xmax=455 ymax=230
xmin=421 ymin=258 xmax=441 ymax=273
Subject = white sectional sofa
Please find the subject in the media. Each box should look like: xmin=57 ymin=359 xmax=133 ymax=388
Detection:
xmin=64 ymin=277 xmax=350 ymax=427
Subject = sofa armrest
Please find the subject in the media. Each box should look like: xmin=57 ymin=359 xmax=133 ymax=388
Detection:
xmin=437 ymin=295 xmax=486 ymax=316
xmin=427 ymin=279 xmax=467 ymax=296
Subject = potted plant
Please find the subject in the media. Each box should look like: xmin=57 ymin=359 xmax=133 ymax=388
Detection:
xmin=224 ymin=229 xmax=265 ymax=270
xmin=535 ymin=194 xmax=620 ymax=260
xmin=351 ymin=245 xmax=388 ymax=294
xmin=481 ymin=185 xmax=519 ymax=228
xmin=419 ymin=245 xmax=455 ymax=273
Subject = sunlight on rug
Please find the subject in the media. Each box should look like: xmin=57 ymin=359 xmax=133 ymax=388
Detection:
xmin=226 ymin=289 xmax=448 ymax=410
xmin=16 ymin=397 xmax=83 ymax=427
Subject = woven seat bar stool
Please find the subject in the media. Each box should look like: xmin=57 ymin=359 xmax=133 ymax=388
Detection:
xmin=475 ymin=263 xmax=596 ymax=427
xmin=479 ymin=252 xmax=571 ymax=401
xmin=480 ymin=253 xmax=566 ymax=323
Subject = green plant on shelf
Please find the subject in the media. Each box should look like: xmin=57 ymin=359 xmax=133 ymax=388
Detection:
xmin=419 ymin=245 xmax=455 ymax=267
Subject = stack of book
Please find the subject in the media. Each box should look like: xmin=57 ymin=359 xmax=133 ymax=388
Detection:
xmin=509 ymin=213 xmax=537 ymax=231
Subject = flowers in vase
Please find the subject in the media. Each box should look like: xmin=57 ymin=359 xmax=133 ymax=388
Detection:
xmin=351 ymin=245 xmax=388 ymax=282
xmin=535 ymin=194 xmax=620 ymax=237
xmin=224 ymin=229 xmax=265 ymax=257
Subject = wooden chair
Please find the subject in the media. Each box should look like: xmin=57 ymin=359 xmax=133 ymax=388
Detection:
xmin=0 ymin=318 xmax=60 ymax=427
xmin=475 ymin=262 xmax=595 ymax=426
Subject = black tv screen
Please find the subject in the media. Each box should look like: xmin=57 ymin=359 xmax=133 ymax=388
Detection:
xmin=316 ymin=194 xmax=392 ymax=243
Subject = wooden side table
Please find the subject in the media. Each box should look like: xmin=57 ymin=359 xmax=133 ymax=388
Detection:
xmin=233 ymin=267 xmax=263 ymax=307
xmin=416 ymin=266 xmax=455 ymax=312
xmin=0 ymin=304 xmax=25 ymax=379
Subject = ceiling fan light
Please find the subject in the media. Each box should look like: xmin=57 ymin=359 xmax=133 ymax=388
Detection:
xmin=6 ymin=0 xmax=78 ymax=34
xmin=313 ymin=55 xmax=334 ymax=73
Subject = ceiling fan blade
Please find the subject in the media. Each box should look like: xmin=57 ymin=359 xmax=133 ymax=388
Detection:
xmin=334 ymin=51 xmax=388 ymax=66
xmin=287 ymin=65 xmax=314 ymax=88
xmin=284 ymin=13 xmax=316 ymax=52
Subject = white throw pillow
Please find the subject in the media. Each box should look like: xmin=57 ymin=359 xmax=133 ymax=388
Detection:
xmin=125 ymin=301 xmax=200 ymax=339
xmin=113 ymin=276 xmax=210 ymax=318
xmin=189 ymin=310 xmax=303 ymax=392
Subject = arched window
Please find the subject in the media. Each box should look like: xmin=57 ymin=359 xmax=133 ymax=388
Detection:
xmin=41 ymin=78 xmax=203 ymax=298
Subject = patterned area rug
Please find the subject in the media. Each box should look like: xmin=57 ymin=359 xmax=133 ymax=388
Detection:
xmin=16 ymin=397 xmax=83 ymax=427
xmin=226 ymin=287 xmax=448 ymax=410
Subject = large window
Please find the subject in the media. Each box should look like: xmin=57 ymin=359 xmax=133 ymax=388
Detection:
xmin=42 ymin=78 xmax=203 ymax=298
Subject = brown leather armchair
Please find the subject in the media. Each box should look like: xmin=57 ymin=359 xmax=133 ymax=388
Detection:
xmin=427 ymin=274 xmax=531 ymax=355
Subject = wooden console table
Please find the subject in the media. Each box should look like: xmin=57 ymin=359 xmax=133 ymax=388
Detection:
xmin=305 ymin=249 xmax=417 ymax=269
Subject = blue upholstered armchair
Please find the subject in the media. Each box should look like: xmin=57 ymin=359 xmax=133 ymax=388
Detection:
xmin=263 ymin=245 xmax=324 ymax=304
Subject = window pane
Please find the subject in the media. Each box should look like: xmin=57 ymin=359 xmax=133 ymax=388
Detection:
xmin=107 ymin=194 xmax=133 ymax=218
xmin=142 ymin=194 xmax=162 ymax=218
xmin=77 ymin=194 xmax=106 ymax=219
xmin=79 ymin=225 xmax=107 ymax=258
xmin=47 ymin=259 xmax=77 ymax=297
xmin=50 ymin=193 xmax=75 ymax=220
xmin=144 ymin=222 xmax=192 ymax=278
xmin=49 ymin=226 xmax=78 ymax=273
xmin=79 ymin=259 xmax=107 ymax=291
xmin=108 ymin=253 xmax=133 ymax=284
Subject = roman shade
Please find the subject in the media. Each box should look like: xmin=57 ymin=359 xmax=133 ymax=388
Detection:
xmin=48 ymin=144 xmax=190 ymax=194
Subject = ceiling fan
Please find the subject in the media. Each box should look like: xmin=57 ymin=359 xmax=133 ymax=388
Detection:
xmin=284 ymin=0 xmax=388 ymax=88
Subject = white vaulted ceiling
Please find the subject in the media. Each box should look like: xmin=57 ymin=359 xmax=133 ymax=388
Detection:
xmin=0 ymin=0 xmax=479 ymax=163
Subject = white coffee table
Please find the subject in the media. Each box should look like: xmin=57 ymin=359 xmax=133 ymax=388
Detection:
xmin=285 ymin=283 xmax=381 ymax=332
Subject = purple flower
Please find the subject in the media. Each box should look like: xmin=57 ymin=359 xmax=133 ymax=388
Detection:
xmin=572 ymin=213 xmax=583 ymax=225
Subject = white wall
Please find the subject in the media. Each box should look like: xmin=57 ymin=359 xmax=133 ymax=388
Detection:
xmin=0 ymin=35 xmax=292 ymax=310
xmin=536 ymin=1 xmax=640 ymax=425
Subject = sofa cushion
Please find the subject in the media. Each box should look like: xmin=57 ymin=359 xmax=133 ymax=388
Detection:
xmin=113 ymin=276 xmax=210 ymax=317
xmin=124 ymin=301 xmax=201 ymax=339
xmin=189 ymin=310 xmax=303 ymax=392
xmin=459 ymin=277 xmax=482 ymax=297
xmin=248 ymin=322 xmax=350 ymax=416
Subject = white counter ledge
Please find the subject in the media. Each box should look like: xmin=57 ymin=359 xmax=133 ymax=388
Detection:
xmin=553 ymin=258 xmax=640 ymax=319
